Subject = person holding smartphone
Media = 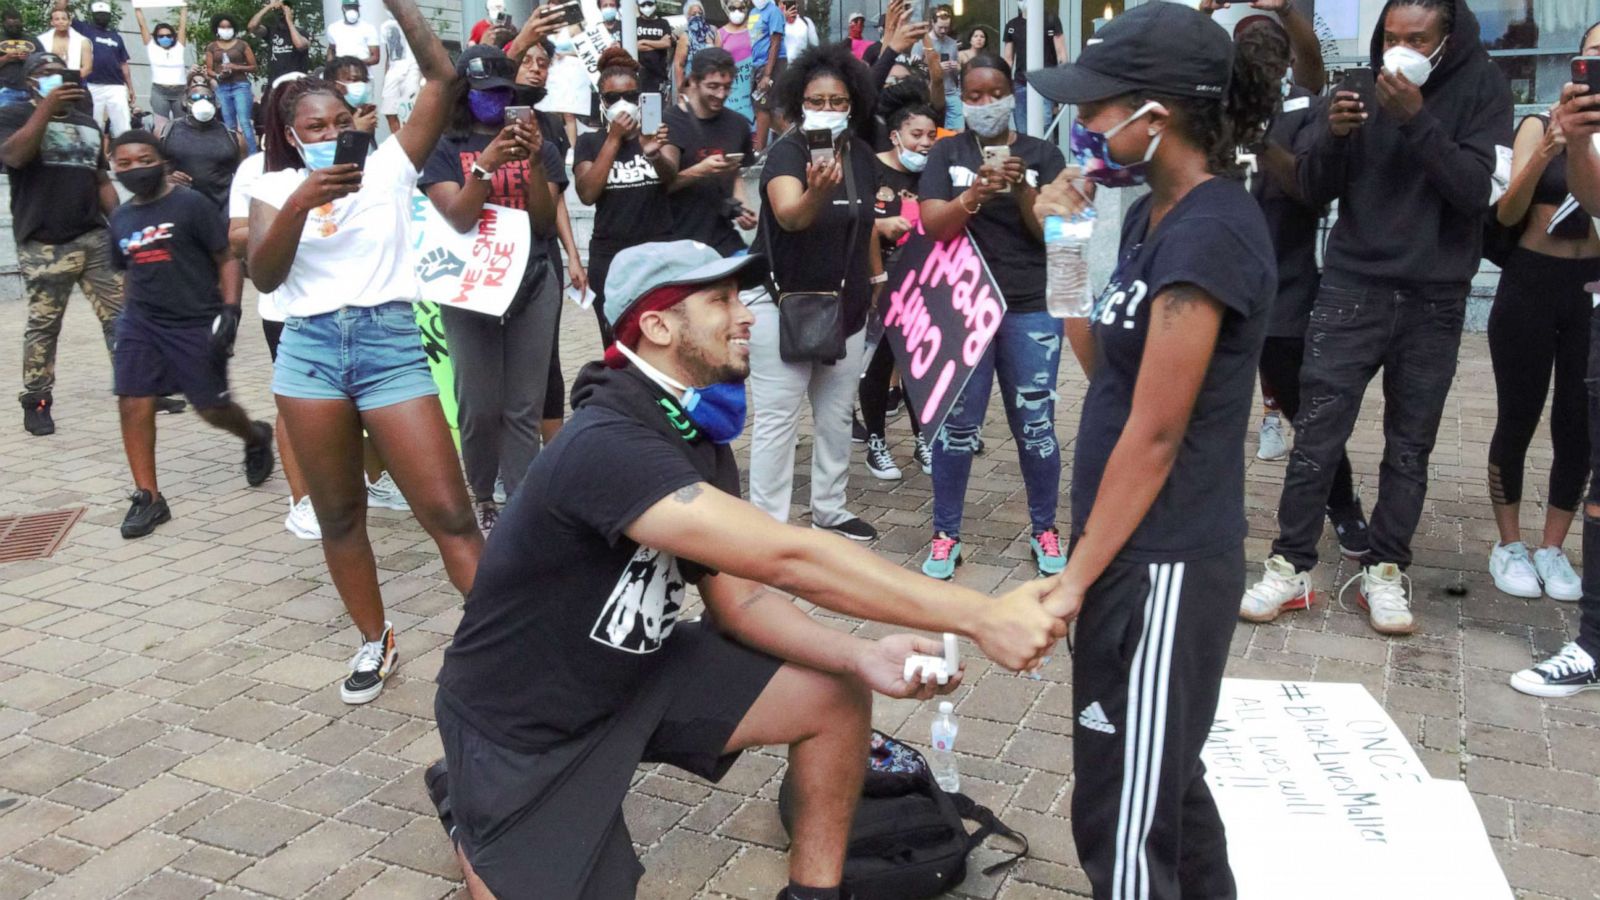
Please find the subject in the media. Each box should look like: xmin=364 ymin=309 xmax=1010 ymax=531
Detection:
xmin=1242 ymin=0 xmax=1514 ymax=636
xmin=247 ymin=0 xmax=480 ymax=706
xmin=420 ymin=45 xmax=563 ymax=535
xmin=916 ymin=54 xmax=1067 ymax=581
xmin=665 ymin=48 xmax=755 ymax=257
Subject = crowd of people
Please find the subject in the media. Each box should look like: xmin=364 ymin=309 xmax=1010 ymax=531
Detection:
xmin=5 ymin=0 xmax=1600 ymax=896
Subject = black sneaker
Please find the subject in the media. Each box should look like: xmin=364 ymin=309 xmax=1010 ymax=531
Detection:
xmin=121 ymin=489 xmax=171 ymax=538
xmin=852 ymin=413 xmax=868 ymax=444
xmin=154 ymin=396 xmax=187 ymax=415
xmin=244 ymin=421 xmax=275 ymax=487
xmin=1510 ymin=642 xmax=1600 ymax=698
xmin=973 ymin=435 xmax=986 ymax=455
xmin=475 ymin=501 xmax=499 ymax=537
xmin=814 ymin=517 xmax=878 ymax=542
xmin=341 ymin=622 xmax=398 ymax=704
xmin=424 ymin=758 xmax=455 ymax=841
xmin=865 ymin=435 xmax=902 ymax=481
xmin=886 ymin=385 xmax=904 ymax=419
xmin=1327 ymin=502 xmax=1369 ymax=560
xmin=21 ymin=395 xmax=53 ymax=436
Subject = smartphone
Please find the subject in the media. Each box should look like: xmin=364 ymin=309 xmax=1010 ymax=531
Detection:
xmin=804 ymin=128 xmax=834 ymax=165
xmin=60 ymin=70 xmax=80 ymax=86
xmin=1573 ymin=56 xmax=1600 ymax=95
xmin=555 ymin=1 xmax=584 ymax=25
xmin=639 ymin=92 xmax=662 ymax=133
xmin=906 ymin=0 xmax=929 ymax=23
xmin=333 ymin=130 xmax=370 ymax=169
xmin=981 ymin=144 xmax=1011 ymax=169
xmin=504 ymin=105 xmax=534 ymax=127
xmin=1336 ymin=66 xmax=1374 ymax=106
xmin=722 ymin=152 xmax=744 ymax=164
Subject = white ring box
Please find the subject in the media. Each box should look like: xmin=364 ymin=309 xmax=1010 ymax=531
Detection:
xmin=903 ymin=633 xmax=961 ymax=685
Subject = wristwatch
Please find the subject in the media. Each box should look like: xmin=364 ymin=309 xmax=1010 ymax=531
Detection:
xmin=470 ymin=162 xmax=495 ymax=181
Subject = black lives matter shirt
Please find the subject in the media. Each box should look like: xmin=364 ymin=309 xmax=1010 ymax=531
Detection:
xmin=108 ymin=186 xmax=227 ymax=325
xmin=0 ymin=103 xmax=105 ymax=244
xmin=574 ymin=131 xmax=673 ymax=253
xmin=1251 ymin=86 xmax=1323 ymax=339
xmin=665 ymin=104 xmax=752 ymax=257
xmin=919 ymin=133 xmax=1065 ymax=313
xmin=1071 ymin=176 xmax=1275 ymax=561
xmin=419 ymin=130 xmax=568 ymax=275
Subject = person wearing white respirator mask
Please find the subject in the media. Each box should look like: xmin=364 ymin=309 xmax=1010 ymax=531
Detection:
xmin=717 ymin=0 xmax=757 ymax=121
xmin=327 ymin=0 xmax=380 ymax=67
xmin=204 ymin=14 xmax=257 ymax=151
xmin=160 ymin=82 xmax=244 ymax=210
xmin=635 ymin=0 xmax=675 ymax=96
xmin=1240 ymin=0 xmax=1514 ymax=638
xmin=247 ymin=0 xmax=482 ymax=707
xmin=748 ymin=43 xmax=882 ymax=542
xmin=574 ymin=47 xmax=678 ymax=344
xmin=468 ymin=0 xmax=508 ymax=45
xmin=916 ymin=53 xmax=1067 ymax=581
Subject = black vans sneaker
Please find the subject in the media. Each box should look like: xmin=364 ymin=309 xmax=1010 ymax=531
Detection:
xmin=21 ymin=395 xmax=53 ymax=436
xmin=814 ymin=517 xmax=878 ymax=542
xmin=154 ymin=396 xmax=188 ymax=415
xmin=1510 ymin=642 xmax=1600 ymax=698
xmin=341 ymin=623 xmax=398 ymax=704
xmin=1327 ymin=502 xmax=1370 ymax=560
xmin=121 ymin=489 xmax=171 ymax=538
xmin=244 ymin=421 xmax=275 ymax=486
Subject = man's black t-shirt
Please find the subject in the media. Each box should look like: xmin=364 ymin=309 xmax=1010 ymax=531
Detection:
xmin=1001 ymin=14 xmax=1061 ymax=85
xmin=437 ymin=391 xmax=737 ymax=751
xmin=0 ymin=102 xmax=105 ymax=244
xmin=1071 ymin=177 xmax=1274 ymax=561
xmin=574 ymin=131 xmax=673 ymax=252
xmin=108 ymin=186 xmax=227 ymax=325
xmin=258 ymin=20 xmax=309 ymax=82
xmin=162 ymin=118 xmax=239 ymax=209
xmin=636 ymin=15 xmax=673 ymax=91
xmin=665 ymin=104 xmax=752 ymax=257
xmin=758 ymin=131 xmax=877 ymax=336
xmin=1251 ymin=87 xmax=1323 ymax=339
xmin=919 ymin=134 xmax=1065 ymax=313
xmin=0 ymin=34 xmax=42 ymax=90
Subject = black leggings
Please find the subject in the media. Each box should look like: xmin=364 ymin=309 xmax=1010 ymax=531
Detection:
xmin=1259 ymin=335 xmax=1356 ymax=513
xmin=1487 ymin=248 xmax=1596 ymax=512
xmin=858 ymin=339 xmax=919 ymax=438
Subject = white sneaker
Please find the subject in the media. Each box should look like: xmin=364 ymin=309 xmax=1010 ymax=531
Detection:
xmin=284 ymin=495 xmax=321 ymax=540
xmin=1489 ymin=541 xmax=1542 ymax=599
xmin=1256 ymin=413 xmax=1288 ymax=461
xmin=1341 ymin=562 xmax=1415 ymax=635
xmin=366 ymin=472 xmax=410 ymax=511
xmin=1532 ymin=546 xmax=1582 ymax=602
xmin=1239 ymin=555 xmax=1314 ymax=623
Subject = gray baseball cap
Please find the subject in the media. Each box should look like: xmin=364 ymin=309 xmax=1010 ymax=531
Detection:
xmin=603 ymin=240 xmax=768 ymax=328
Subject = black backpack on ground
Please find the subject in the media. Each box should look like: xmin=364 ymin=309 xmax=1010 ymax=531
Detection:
xmin=776 ymin=731 xmax=1028 ymax=899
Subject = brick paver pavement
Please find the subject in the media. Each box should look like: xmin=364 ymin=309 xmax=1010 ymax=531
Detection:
xmin=2 ymin=293 xmax=1599 ymax=899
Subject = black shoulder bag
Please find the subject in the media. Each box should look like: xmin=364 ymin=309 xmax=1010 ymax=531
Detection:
xmin=763 ymin=140 xmax=861 ymax=364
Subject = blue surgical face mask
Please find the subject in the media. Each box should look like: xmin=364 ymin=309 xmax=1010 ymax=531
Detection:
xmin=1070 ymin=101 xmax=1162 ymax=188
xmin=601 ymin=6 xmax=618 ymax=21
xmin=617 ymin=344 xmax=748 ymax=444
xmin=156 ymin=34 xmax=176 ymax=48
xmin=341 ymin=80 xmax=371 ymax=106
xmin=552 ymin=33 xmax=575 ymax=53
xmin=35 ymin=74 xmax=61 ymax=97
xmin=291 ymin=127 xmax=338 ymax=170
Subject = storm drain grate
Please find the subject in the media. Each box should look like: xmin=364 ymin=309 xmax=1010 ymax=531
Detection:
xmin=0 ymin=508 xmax=86 ymax=564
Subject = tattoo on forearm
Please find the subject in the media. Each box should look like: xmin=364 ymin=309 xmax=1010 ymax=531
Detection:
xmin=672 ymin=483 xmax=703 ymax=504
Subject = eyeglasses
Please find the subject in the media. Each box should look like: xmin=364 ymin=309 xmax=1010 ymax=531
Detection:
xmin=802 ymin=94 xmax=850 ymax=110
xmin=601 ymin=90 xmax=640 ymax=104
xmin=464 ymin=56 xmax=516 ymax=81
xmin=187 ymin=94 xmax=212 ymax=102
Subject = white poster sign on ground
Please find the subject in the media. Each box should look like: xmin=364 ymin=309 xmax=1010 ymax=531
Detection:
xmin=1203 ymin=679 xmax=1512 ymax=900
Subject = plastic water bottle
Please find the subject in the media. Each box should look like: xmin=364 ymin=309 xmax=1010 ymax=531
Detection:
xmin=1044 ymin=209 xmax=1097 ymax=318
xmin=929 ymin=701 xmax=960 ymax=793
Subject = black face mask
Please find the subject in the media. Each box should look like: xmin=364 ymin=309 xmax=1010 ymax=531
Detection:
xmin=116 ymin=164 xmax=165 ymax=198
xmin=514 ymin=83 xmax=547 ymax=107
xmin=2 ymin=22 xmax=21 ymax=37
xmin=92 ymin=12 xmax=111 ymax=28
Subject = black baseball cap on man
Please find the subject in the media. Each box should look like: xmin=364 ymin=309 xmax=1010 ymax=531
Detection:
xmin=23 ymin=51 xmax=65 ymax=76
xmin=1028 ymin=1 xmax=1233 ymax=104
xmin=457 ymin=44 xmax=517 ymax=90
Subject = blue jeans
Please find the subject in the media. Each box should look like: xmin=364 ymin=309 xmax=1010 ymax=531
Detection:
xmin=271 ymin=302 xmax=438 ymax=411
xmin=214 ymin=80 xmax=255 ymax=152
xmin=931 ymin=309 xmax=1063 ymax=536
xmin=944 ymin=91 xmax=963 ymax=130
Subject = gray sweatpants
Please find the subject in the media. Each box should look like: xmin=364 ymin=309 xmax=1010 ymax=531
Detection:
xmin=439 ymin=266 xmax=560 ymax=503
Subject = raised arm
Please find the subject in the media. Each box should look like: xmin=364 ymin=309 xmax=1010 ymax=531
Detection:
xmin=135 ymin=8 xmax=152 ymax=46
xmin=388 ymin=0 xmax=459 ymax=169
xmin=178 ymin=7 xmax=188 ymax=46
xmin=247 ymin=4 xmax=271 ymax=37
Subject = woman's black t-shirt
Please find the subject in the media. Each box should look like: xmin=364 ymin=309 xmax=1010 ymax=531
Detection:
xmin=871 ymin=155 xmax=920 ymax=268
xmin=758 ymin=130 xmax=878 ymax=336
xmin=918 ymin=133 xmax=1065 ymax=313
xmin=1070 ymin=176 xmax=1276 ymax=561
xmin=574 ymin=131 xmax=673 ymax=252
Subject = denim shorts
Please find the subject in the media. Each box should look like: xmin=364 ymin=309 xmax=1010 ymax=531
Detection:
xmin=271 ymin=302 xmax=438 ymax=411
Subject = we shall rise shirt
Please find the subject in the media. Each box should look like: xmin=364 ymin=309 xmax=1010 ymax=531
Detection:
xmin=108 ymin=186 xmax=227 ymax=325
xmin=1071 ymin=177 xmax=1274 ymax=561
xmin=574 ymin=131 xmax=672 ymax=251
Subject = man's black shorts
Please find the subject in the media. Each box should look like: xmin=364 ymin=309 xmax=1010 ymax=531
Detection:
xmin=434 ymin=621 xmax=782 ymax=899
xmin=113 ymin=311 xmax=230 ymax=410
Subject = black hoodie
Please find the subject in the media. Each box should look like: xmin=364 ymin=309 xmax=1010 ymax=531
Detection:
xmin=1298 ymin=0 xmax=1513 ymax=287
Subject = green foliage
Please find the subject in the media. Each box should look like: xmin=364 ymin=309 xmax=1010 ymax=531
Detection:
xmin=187 ymin=0 xmax=327 ymax=78
xmin=808 ymin=0 xmax=830 ymax=41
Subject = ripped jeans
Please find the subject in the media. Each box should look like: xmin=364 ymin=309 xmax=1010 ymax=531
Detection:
xmin=931 ymin=310 xmax=1063 ymax=537
xmin=1270 ymin=278 xmax=1466 ymax=571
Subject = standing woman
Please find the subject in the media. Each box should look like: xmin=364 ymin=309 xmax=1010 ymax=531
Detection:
xmin=1031 ymin=4 xmax=1279 ymax=894
xmin=137 ymin=7 xmax=188 ymax=128
xmin=204 ymin=14 xmax=256 ymax=151
xmin=247 ymin=0 xmax=480 ymax=705
xmin=750 ymin=41 xmax=879 ymax=541
xmin=958 ymin=25 xmax=991 ymax=68
xmin=420 ymin=45 xmax=564 ymax=535
xmin=859 ymin=94 xmax=937 ymax=482
xmin=1483 ymin=21 xmax=1600 ymax=602
xmin=161 ymin=81 xmax=244 ymax=208
xmin=718 ymin=0 xmax=756 ymax=122
xmin=674 ymin=0 xmax=721 ymax=99
xmin=917 ymin=54 xmax=1066 ymax=580
xmin=573 ymin=46 xmax=676 ymax=343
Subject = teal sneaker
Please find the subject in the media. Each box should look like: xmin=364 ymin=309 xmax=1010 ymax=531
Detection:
xmin=1031 ymin=527 xmax=1066 ymax=576
xmin=921 ymin=533 xmax=963 ymax=580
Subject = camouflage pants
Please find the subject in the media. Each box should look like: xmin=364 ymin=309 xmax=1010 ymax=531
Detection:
xmin=19 ymin=229 xmax=123 ymax=402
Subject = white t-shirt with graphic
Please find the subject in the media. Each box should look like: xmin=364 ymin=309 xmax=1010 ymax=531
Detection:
xmin=326 ymin=19 xmax=381 ymax=60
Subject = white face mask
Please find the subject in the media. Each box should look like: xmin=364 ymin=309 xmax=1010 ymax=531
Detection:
xmin=216 ymin=27 xmax=234 ymax=39
xmin=965 ymin=94 xmax=1014 ymax=138
xmin=1382 ymin=41 xmax=1444 ymax=87
xmin=605 ymin=98 xmax=639 ymax=125
xmin=190 ymin=98 xmax=216 ymax=121
xmin=343 ymin=8 xmax=360 ymax=24
xmin=803 ymin=108 xmax=849 ymax=139
xmin=727 ymin=9 xmax=747 ymax=24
